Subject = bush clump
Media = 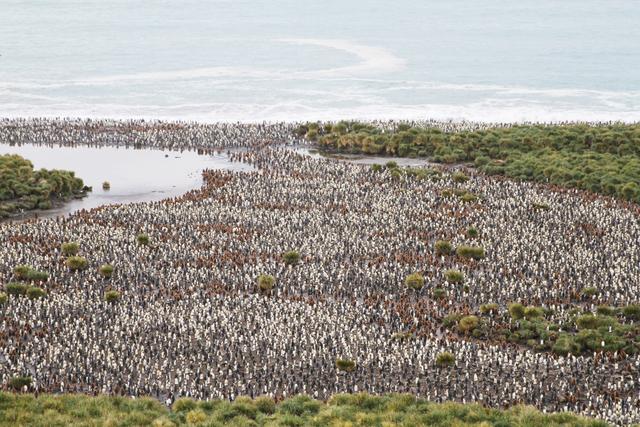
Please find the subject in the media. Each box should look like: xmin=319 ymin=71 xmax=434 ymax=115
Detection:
xmin=452 ymin=171 xmax=469 ymax=183
xmin=8 ymin=376 xmax=32 ymax=391
xmin=26 ymin=286 xmax=46 ymax=299
xmin=623 ymin=305 xmax=640 ymax=320
xmin=172 ymin=398 xmax=197 ymax=413
xmin=432 ymin=287 xmax=446 ymax=300
xmin=66 ymin=256 xmax=88 ymax=271
xmin=0 ymin=292 xmax=7 ymax=304
xmin=61 ymin=242 xmax=80 ymax=256
xmin=99 ymin=264 xmax=114 ymax=278
xmin=136 ymin=234 xmax=150 ymax=245
xmin=480 ymin=303 xmax=499 ymax=314
xmin=102 ymin=181 xmax=111 ymax=190
xmin=435 ymin=352 xmax=455 ymax=367
xmin=459 ymin=192 xmax=478 ymax=203
xmin=335 ymin=359 xmax=356 ymax=372
xmin=466 ymin=227 xmax=479 ymax=238
xmin=596 ymin=305 xmax=615 ymax=316
xmin=283 ymin=250 xmax=300 ymax=265
xmin=257 ymin=274 xmax=276 ymax=292
xmin=508 ymin=303 xmax=526 ymax=320
xmin=5 ymin=282 xmax=28 ymax=296
xmin=185 ymin=409 xmax=207 ymax=424
xmin=434 ymin=240 xmax=453 ymax=256
xmin=458 ymin=315 xmax=479 ymax=333
xmin=524 ymin=306 xmax=545 ymax=320
xmin=404 ymin=273 xmax=425 ymax=290
xmin=582 ymin=286 xmax=598 ymax=297
xmin=456 ymin=245 xmax=485 ymax=260
xmin=104 ymin=290 xmax=121 ymax=303
xmin=552 ymin=334 xmax=581 ymax=356
xmin=444 ymin=269 xmax=464 ymax=284
xmin=13 ymin=265 xmax=48 ymax=282
xmin=254 ymin=396 xmax=276 ymax=414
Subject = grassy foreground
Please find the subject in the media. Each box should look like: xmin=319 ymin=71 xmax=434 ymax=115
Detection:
xmin=299 ymin=122 xmax=640 ymax=203
xmin=0 ymin=392 xmax=610 ymax=427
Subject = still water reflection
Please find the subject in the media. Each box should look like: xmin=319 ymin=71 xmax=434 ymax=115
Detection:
xmin=0 ymin=143 xmax=253 ymax=219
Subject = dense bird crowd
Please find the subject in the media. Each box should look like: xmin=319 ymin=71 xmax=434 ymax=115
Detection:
xmin=0 ymin=118 xmax=639 ymax=425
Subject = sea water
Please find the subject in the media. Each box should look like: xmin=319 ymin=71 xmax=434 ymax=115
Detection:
xmin=1 ymin=0 xmax=639 ymax=122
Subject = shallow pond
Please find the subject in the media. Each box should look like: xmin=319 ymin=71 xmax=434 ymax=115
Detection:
xmin=0 ymin=143 xmax=253 ymax=220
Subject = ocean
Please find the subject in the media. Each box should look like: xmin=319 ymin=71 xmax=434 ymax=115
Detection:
xmin=1 ymin=0 xmax=639 ymax=122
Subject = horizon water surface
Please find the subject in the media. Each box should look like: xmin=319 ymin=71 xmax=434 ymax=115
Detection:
xmin=1 ymin=0 xmax=639 ymax=123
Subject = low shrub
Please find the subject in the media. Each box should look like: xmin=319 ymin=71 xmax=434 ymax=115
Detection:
xmin=105 ymin=290 xmax=121 ymax=303
xmin=434 ymin=240 xmax=453 ymax=256
xmin=524 ymin=306 xmax=544 ymax=320
xmin=466 ymin=227 xmax=479 ymax=238
xmin=370 ymin=164 xmax=383 ymax=172
xmin=596 ymin=306 xmax=615 ymax=316
xmin=8 ymin=376 xmax=32 ymax=390
xmin=257 ymin=274 xmax=276 ymax=292
xmin=26 ymin=286 xmax=46 ymax=299
xmin=283 ymin=250 xmax=300 ymax=266
xmin=102 ymin=181 xmax=111 ymax=190
xmin=444 ymin=269 xmax=464 ymax=284
xmin=480 ymin=303 xmax=499 ymax=314
xmin=5 ymin=282 xmax=28 ymax=296
xmin=576 ymin=314 xmax=600 ymax=330
xmin=552 ymin=334 xmax=581 ymax=356
xmin=0 ymin=292 xmax=7 ymax=304
xmin=335 ymin=359 xmax=356 ymax=372
xmin=185 ymin=409 xmax=206 ymax=424
xmin=458 ymin=315 xmax=479 ymax=333
xmin=61 ymin=242 xmax=80 ymax=256
xmin=433 ymin=287 xmax=446 ymax=300
xmin=66 ymin=256 xmax=88 ymax=271
xmin=385 ymin=161 xmax=398 ymax=169
xmin=435 ymin=352 xmax=455 ymax=367
xmin=452 ymin=171 xmax=469 ymax=183
xmin=99 ymin=264 xmax=114 ymax=278
xmin=254 ymin=396 xmax=276 ymax=414
xmin=456 ymin=245 xmax=485 ymax=260
xmin=279 ymin=395 xmax=321 ymax=417
xmin=14 ymin=265 xmax=48 ymax=282
xmin=623 ymin=305 xmax=640 ymax=321
xmin=460 ymin=192 xmax=478 ymax=203
xmin=582 ymin=287 xmax=598 ymax=297
xmin=508 ymin=303 xmax=526 ymax=320
xmin=136 ymin=234 xmax=150 ymax=245
xmin=173 ymin=398 xmax=197 ymax=413
xmin=405 ymin=273 xmax=425 ymax=290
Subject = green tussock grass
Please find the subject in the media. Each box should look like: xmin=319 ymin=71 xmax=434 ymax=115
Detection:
xmin=301 ymin=122 xmax=640 ymax=203
xmin=0 ymin=392 xmax=610 ymax=426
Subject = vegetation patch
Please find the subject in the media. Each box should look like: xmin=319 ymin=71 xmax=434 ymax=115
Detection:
xmin=66 ymin=256 xmax=88 ymax=271
xmin=13 ymin=265 xmax=48 ymax=282
xmin=283 ymin=250 xmax=301 ymax=265
xmin=0 ymin=392 xmax=610 ymax=426
xmin=405 ymin=272 xmax=425 ymax=290
xmin=0 ymin=154 xmax=89 ymax=218
xmin=257 ymin=274 xmax=276 ymax=292
xmin=444 ymin=269 xmax=464 ymax=284
xmin=302 ymin=121 xmax=640 ymax=203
